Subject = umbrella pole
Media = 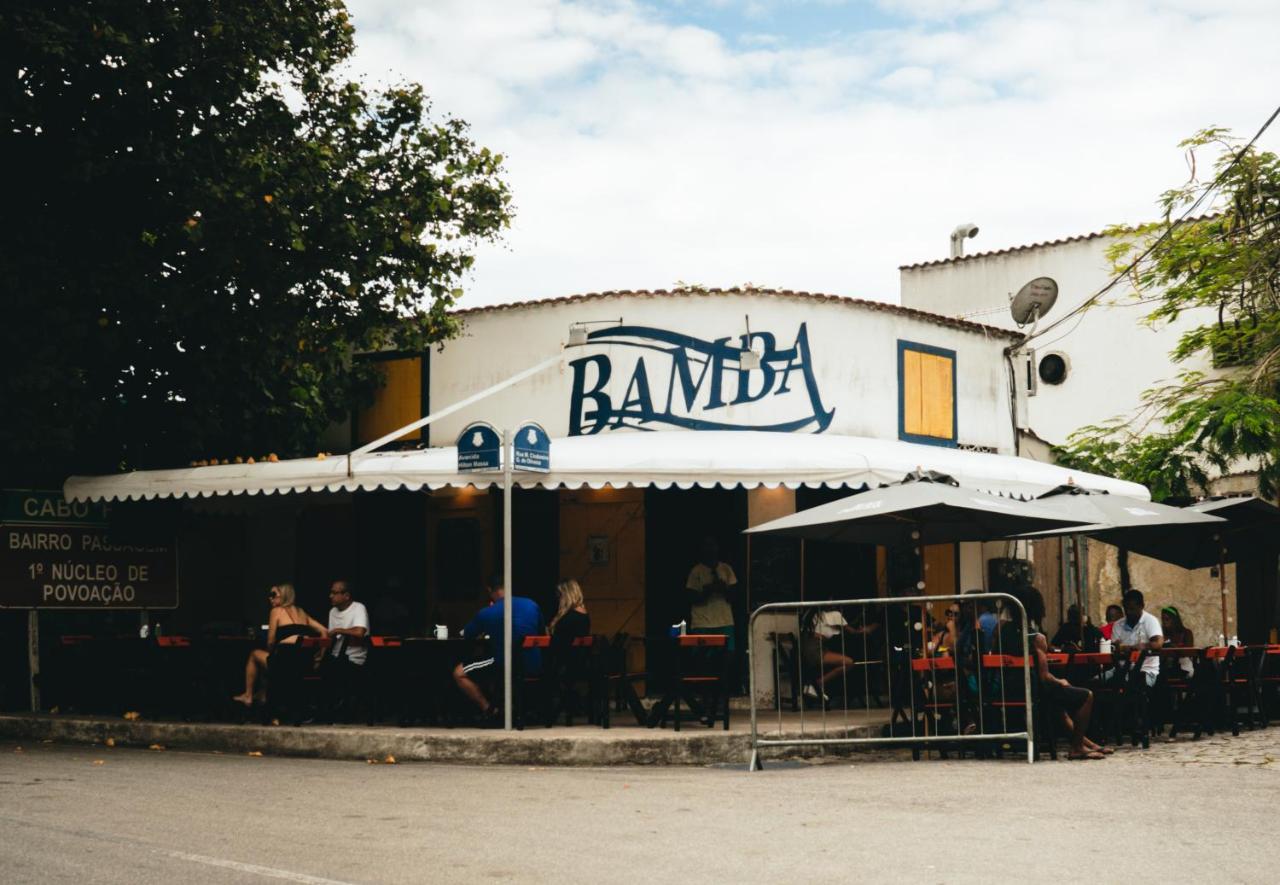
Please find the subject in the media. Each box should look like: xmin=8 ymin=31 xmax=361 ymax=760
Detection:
xmin=1219 ymin=551 xmax=1229 ymax=641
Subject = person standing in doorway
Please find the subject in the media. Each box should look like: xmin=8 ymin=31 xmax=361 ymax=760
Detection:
xmin=685 ymin=537 xmax=738 ymax=650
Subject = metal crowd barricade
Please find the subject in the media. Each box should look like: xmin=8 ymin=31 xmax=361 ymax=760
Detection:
xmin=747 ymin=593 xmax=1033 ymax=770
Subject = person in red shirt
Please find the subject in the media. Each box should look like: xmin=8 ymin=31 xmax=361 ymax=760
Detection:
xmin=1099 ymin=604 xmax=1124 ymax=641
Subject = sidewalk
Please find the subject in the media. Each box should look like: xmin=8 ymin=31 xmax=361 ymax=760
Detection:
xmin=0 ymin=709 xmax=888 ymax=766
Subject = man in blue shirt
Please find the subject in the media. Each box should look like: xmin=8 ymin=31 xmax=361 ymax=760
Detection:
xmin=452 ymin=576 xmax=544 ymax=723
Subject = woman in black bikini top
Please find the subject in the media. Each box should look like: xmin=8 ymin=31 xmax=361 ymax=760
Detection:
xmin=232 ymin=583 xmax=327 ymax=706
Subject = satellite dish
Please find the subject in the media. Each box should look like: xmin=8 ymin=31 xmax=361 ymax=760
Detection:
xmin=1010 ymin=277 xmax=1059 ymax=326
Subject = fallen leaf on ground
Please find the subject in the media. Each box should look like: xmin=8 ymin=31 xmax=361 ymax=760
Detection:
xmin=247 ymin=751 xmax=263 ymax=757
xmin=148 ymin=743 xmax=165 ymax=751
xmin=105 ymin=738 xmax=116 ymax=747
xmin=92 ymin=760 xmax=105 ymax=766
xmin=383 ymin=755 xmax=397 ymax=764
xmin=123 ymin=711 xmax=141 ymax=721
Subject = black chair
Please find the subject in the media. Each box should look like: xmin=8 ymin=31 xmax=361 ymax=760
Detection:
xmin=551 ymin=635 xmax=601 ymax=726
xmin=513 ymin=635 xmax=554 ymax=730
xmin=656 ymin=634 xmax=730 ymax=732
xmin=267 ymin=637 xmax=324 ymax=726
xmin=599 ymin=633 xmax=648 ymax=728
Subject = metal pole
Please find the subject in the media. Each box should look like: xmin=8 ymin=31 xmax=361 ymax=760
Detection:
xmin=1219 ymin=549 xmax=1229 ymax=641
xmin=27 ymin=611 xmax=40 ymax=712
xmin=502 ymin=429 xmax=514 ymax=731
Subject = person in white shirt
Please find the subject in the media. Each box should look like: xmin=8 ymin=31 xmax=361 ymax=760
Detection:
xmin=324 ymin=579 xmax=370 ymax=720
xmin=327 ymin=580 xmax=370 ymax=665
xmin=1110 ymin=588 xmax=1164 ymax=688
xmin=686 ymin=538 xmax=738 ymax=649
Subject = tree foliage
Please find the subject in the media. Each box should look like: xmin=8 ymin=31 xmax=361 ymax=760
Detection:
xmin=1054 ymin=127 xmax=1280 ymax=498
xmin=1 ymin=0 xmax=511 ymax=482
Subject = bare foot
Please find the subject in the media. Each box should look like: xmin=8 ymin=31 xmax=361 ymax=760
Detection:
xmin=1084 ymin=739 xmax=1114 ymax=755
xmin=231 ymin=693 xmax=253 ymax=707
xmin=1067 ymin=749 xmax=1105 ymax=760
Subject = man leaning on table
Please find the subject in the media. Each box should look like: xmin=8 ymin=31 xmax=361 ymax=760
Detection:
xmin=324 ymin=579 xmax=370 ymax=720
xmin=1110 ymin=588 xmax=1164 ymax=687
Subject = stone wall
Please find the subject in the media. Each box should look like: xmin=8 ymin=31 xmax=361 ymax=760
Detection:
xmin=1085 ymin=541 xmax=1236 ymax=642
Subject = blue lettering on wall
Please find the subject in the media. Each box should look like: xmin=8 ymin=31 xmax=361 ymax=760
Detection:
xmin=567 ymin=324 xmax=834 ymax=435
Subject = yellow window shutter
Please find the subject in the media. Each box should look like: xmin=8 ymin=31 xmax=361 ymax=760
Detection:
xmin=900 ymin=343 xmax=955 ymax=442
xmin=358 ymin=357 xmax=422 ymax=445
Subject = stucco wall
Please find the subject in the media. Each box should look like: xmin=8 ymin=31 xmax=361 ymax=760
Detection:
xmin=899 ymin=237 xmax=1216 ymax=447
xmin=426 ymin=291 xmax=1018 ymax=452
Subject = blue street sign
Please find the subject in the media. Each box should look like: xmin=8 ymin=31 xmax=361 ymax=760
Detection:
xmin=457 ymin=422 xmax=501 ymax=472
xmin=513 ymin=421 xmax=551 ymax=473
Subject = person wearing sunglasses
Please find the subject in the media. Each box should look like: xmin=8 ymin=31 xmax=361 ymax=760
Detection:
xmin=232 ymin=583 xmax=327 ymax=706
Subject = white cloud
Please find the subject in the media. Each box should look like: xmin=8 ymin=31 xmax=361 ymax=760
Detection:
xmin=341 ymin=0 xmax=1280 ymax=307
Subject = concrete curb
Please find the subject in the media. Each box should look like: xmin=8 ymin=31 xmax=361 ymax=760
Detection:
xmin=0 ymin=714 xmax=883 ymax=766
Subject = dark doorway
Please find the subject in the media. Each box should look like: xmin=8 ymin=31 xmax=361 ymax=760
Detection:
xmin=644 ymin=487 xmax=748 ymax=640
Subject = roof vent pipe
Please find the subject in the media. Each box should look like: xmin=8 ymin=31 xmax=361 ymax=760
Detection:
xmin=950 ymin=223 xmax=980 ymax=258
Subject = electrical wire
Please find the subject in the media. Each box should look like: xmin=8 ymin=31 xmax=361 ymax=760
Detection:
xmin=1022 ymin=103 xmax=1280 ymax=347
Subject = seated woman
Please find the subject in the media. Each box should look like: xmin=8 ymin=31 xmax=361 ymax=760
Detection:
xmin=232 ymin=583 xmax=327 ymax=706
xmin=548 ymin=580 xmax=591 ymax=718
xmin=1159 ymin=605 xmax=1195 ymax=678
xmin=800 ymin=604 xmax=875 ymax=705
xmin=550 ymin=579 xmax=590 ymax=649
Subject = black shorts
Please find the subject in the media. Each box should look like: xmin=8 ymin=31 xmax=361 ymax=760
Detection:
xmin=1044 ymin=679 xmax=1090 ymax=713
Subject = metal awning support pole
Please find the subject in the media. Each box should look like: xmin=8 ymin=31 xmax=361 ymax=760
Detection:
xmin=503 ymin=429 xmax=514 ymax=731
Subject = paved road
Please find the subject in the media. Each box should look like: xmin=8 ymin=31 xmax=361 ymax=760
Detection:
xmin=1 ymin=729 xmax=1276 ymax=884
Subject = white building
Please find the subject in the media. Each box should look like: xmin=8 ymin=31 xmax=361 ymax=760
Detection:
xmin=899 ymin=230 xmax=1276 ymax=642
xmin=66 ymin=288 xmax=1146 ymax=700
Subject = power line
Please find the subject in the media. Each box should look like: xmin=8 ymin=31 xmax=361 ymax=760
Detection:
xmin=1022 ymin=103 xmax=1280 ymax=347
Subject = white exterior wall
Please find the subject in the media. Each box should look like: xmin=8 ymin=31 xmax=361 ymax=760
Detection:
xmin=426 ymin=291 xmax=1018 ymax=452
xmin=898 ymin=237 xmax=1215 ymax=446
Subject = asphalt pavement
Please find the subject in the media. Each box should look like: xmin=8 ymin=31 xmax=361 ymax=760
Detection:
xmin=1 ymin=731 xmax=1275 ymax=884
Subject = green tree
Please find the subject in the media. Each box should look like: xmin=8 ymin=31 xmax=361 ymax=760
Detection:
xmin=1 ymin=0 xmax=511 ymax=483
xmin=1054 ymin=127 xmax=1280 ymax=499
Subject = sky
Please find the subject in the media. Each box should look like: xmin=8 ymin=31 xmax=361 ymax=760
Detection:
xmin=342 ymin=0 xmax=1280 ymax=308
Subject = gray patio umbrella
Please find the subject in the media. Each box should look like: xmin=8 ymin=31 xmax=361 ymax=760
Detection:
xmin=1024 ymin=484 xmax=1227 ymax=550
xmin=1113 ymin=496 xmax=1280 ymax=570
xmin=1103 ymin=496 xmax=1280 ymax=639
xmin=1022 ymin=484 xmax=1232 ymax=637
xmin=746 ymin=472 xmax=1089 ymax=547
xmin=745 ymin=472 xmax=1089 ymax=672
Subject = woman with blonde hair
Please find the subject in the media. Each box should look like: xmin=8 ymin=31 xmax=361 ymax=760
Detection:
xmin=549 ymin=579 xmax=591 ymax=722
xmin=550 ymin=579 xmax=589 ymax=634
xmin=232 ymin=583 xmax=327 ymax=706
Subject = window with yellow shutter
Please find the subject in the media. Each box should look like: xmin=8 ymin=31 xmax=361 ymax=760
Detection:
xmin=354 ymin=352 xmax=429 ymax=447
xmin=897 ymin=340 xmax=956 ymax=446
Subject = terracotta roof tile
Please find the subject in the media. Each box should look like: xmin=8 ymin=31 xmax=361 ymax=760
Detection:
xmin=899 ymin=214 xmax=1220 ymax=271
xmin=898 ymin=230 xmax=1109 ymax=271
xmin=452 ymin=287 xmax=1022 ymax=339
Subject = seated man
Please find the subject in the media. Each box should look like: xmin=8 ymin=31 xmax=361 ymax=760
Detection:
xmin=1051 ymin=604 xmax=1103 ymax=652
xmin=452 ymin=576 xmax=545 ymax=724
xmin=323 ymin=579 xmax=369 ymax=720
xmin=1110 ymin=589 xmax=1164 ymax=688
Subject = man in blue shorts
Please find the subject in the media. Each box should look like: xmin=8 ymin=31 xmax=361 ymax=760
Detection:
xmin=452 ymin=576 xmax=544 ymax=724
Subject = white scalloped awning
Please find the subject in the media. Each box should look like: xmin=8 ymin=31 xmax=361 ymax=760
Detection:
xmin=63 ymin=431 xmax=1150 ymax=503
